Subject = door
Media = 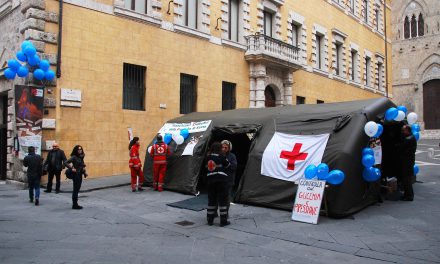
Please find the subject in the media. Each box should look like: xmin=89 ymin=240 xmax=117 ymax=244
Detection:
xmin=423 ymin=79 xmax=440 ymax=129
xmin=0 ymin=95 xmax=7 ymax=180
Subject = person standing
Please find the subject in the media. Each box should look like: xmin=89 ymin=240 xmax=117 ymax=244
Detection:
xmin=64 ymin=145 xmax=87 ymax=209
xmin=23 ymin=146 xmax=43 ymax=206
xmin=128 ymin=137 xmax=145 ymax=192
xmin=150 ymin=134 xmax=170 ymax=192
xmin=221 ymin=140 xmax=237 ymax=205
xmin=43 ymin=142 xmax=67 ymax=193
xmin=206 ymin=142 xmax=231 ymax=227
xmin=397 ymin=125 xmax=417 ymax=201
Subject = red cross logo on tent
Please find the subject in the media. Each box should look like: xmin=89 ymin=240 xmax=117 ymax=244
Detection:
xmin=280 ymin=143 xmax=308 ymax=171
xmin=207 ymin=160 xmax=217 ymax=171
xmin=157 ymin=146 xmax=165 ymax=154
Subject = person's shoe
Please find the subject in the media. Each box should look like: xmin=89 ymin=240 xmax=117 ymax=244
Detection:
xmin=35 ymin=199 xmax=39 ymax=206
xmin=29 ymin=198 xmax=33 ymax=203
xmin=55 ymin=190 xmax=60 ymax=194
xmin=401 ymin=197 xmax=414 ymax=201
xmin=137 ymin=187 xmax=144 ymax=191
xmin=44 ymin=190 xmax=51 ymax=193
xmin=220 ymin=221 xmax=230 ymax=227
xmin=158 ymin=187 xmax=163 ymax=192
xmin=132 ymin=189 xmax=136 ymax=192
xmin=72 ymin=204 xmax=83 ymax=209
xmin=207 ymin=217 xmax=214 ymax=226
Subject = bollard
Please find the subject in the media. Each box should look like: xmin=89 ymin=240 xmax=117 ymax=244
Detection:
xmin=428 ymin=148 xmax=434 ymax=159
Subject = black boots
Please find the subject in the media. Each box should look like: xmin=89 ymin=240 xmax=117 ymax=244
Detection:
xmin=220 ymin=216 xmax=230 ymax=227
xmin=207 ymin=216 xmax=214 ymax=226
xmin=35 ymin=199 xmax=39 ymax=206
xmin=72 ymin=202 xmax=83 ymax=210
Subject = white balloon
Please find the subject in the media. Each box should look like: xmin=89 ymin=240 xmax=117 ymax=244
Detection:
xmin=175 ymin=135 xmax=184 ymax=145
xmin=364 ymin=121 xmax=378 ymax=137
xmin=172 ymin=131 xmax=180 ymax=141
xmin=407 ymin=112 xmax=418 ymax=125
xmin=147 ymin=146 xmax=152 ymax=154
xmin=394 ymin=110 xmax=405 ymax=121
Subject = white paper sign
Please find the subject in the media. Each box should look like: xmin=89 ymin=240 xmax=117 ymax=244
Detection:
xmin=292 ymin=179 xmax=325 ymax=225
xmin=61 ymin=89 xmax=82 ymax=102
xmin=158 ymin=120 xmax=212 ymax=134
xmin=18 ymin=135 xmax=42 ymax=160
xmin=373 ymin=146 xmax=382 ymax=165
xmin=181 ymin=135 xmax=203 ymax=156
xmin=42 ymin=119 xmax=56 ymax=129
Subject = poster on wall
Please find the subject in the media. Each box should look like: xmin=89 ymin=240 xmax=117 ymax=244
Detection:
xmin=14 ymin=85 xmax=44 ymax=159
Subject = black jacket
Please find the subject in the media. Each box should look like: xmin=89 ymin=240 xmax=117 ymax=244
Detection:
xmin=397 ymin=134 xmax=417 ymax=175
xmin=23 ymin=153 xmax=43 ymax=179
xmin=64 ymin=155 xmax=85 ymax=174
xmin=206 ymin=153 xmax=230 ymax=183
xmin=44 ymin=149 xmax=67 ymax=172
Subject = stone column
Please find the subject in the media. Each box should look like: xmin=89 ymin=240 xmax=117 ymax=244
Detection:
xmin=249 ymin=77 xmax=256 ymax=108
xmin=255 ymin=76 xmax=267 ymax=108
xmin=283 ymin=71 xmax=293 ymax=105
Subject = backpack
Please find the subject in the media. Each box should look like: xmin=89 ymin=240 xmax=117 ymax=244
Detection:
xmin=65 ymin=168 xmax=75 ymax=179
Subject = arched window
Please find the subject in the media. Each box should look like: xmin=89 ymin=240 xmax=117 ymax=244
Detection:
xmin=418 ymin=13 xmax=424 ymax=36
xmin=411 ymin=14 xmax=417 ymax=37
xmin=404 ymin=16 xmax=410 ymax=39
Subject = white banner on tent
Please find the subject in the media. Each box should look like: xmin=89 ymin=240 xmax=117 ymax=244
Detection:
xmin=261 ymin=133 xmax=329 ymax=182
xmin=292 ymin=179 xmax=325 ymax=225
xmin=158 ymin=120 xmax=212 ymax=134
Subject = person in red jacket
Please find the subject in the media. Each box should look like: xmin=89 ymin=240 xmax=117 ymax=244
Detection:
xmin=129 ymin=137 xmax=144 ymax=192
xmin=149 ymin=134 xmax=170 ymax=192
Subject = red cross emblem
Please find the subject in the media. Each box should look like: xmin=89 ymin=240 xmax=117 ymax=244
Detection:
xmin=207 ymin=160 xmax=217 ymax=171
xmin=280 ymin=143 xmax=308 ymax=171
xmin=157 ymin=146 xmax=165 ymax=154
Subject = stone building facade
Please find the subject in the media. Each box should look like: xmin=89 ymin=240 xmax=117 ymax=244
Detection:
xmin=0 ymin=0 xmax=391 ymax=181
xmin=391 ymin=0 xmax=440 ymax=130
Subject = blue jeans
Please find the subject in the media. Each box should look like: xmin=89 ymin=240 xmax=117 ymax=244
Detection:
xmin=28 ymin=176 xmax=41 ymax=200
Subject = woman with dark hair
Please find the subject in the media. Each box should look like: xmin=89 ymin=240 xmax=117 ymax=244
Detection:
xmin=64 ymin=145 xmax=86 ymax=209
xmin=206 ymin=142 xmax=231 ymax=227
xmin=129 ymin=137 xmax=144 ymax=192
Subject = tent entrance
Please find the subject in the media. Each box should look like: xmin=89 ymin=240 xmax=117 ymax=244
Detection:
xmin=196 ymin=124 xmax=260 ymax=195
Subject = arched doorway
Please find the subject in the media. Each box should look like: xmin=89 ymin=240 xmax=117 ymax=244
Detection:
xmin=264 ymin=86 xmax=276 ymax=107
xmin=423 ymin=79 xmax=440 ymax=129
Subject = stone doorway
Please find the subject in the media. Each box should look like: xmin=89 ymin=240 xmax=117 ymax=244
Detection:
xmin=0 ymin=95 xmax=7 ymax=180
xmin=423 ymin=79 xmax=440 ymax=129
xmin=264 ymin=85 xmax=276 ymax=107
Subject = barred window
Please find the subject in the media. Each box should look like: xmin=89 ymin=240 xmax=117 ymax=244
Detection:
xmin=180 ymin=73 xmax=197 ymax=114
xmin=123 ymin=63 xmax=146 ymax=111
xmin=222 ymin=81 xmax=236 ymax=110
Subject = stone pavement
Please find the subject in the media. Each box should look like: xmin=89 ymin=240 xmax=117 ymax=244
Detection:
xmin=0 ymin=139 xmax=439 ymax=264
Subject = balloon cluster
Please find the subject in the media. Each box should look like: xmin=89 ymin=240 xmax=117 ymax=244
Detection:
xmin=361 ymin=148 xmax=381 ymax=182
xmin=364 ymin=121 xmax=383 ymax=138
xmin=163 ymin=129 xmax=190 ymax=145
xmin=384 ymin=106 xmax=420 ymax=141
xmin=304 ymin=163 xmax=345 ymax=185
xmin=4 ymin=41 xmax=55 ymax=81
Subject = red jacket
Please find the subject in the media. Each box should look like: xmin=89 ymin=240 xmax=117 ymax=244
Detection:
xmin=150 ymin=142 xmax=169 ymax=164
xmin=129 ymin=144 xmax=142 ymax=168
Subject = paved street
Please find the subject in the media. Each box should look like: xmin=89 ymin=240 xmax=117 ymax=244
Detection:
xmin=1 ymin=139 xmax=439 ymax=264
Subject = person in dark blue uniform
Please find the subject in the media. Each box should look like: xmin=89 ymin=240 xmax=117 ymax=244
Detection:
xmin=23 ymin=146 xmax=43 ymax=206
xmin=206 ymin=142 xmax=231 ymax=227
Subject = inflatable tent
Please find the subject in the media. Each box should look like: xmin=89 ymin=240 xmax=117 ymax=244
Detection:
xmin=144 ymin=98 xmax=398 ymax=217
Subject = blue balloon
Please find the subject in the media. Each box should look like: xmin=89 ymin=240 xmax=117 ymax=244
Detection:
xmin=45 ymin=70 xmax=55 ymax=81
xmin=304 ymin=164 xmax=318 ymax=179
xmin=180 ymin=129 xmax=190 ymax=139
xmin=27 ymin=54 xmax=40 ymax=67
xmin=413 ymin=165 xmax=419 ymax=175
xmin=326 ymin=169 xmax=345 ymax=185
xmin=373 ymin=167 xmax=381 ymax=179
xmin=362 ymin=167 xmax=380 ymax=182
xmin=385 ymin=107 xmax=398 ymax=121
xmin=411 ymin=124 xmax=420 ymax=133
xmin=39 ymin=60 xmax=50 ymax=71
xmin=164 ymin=134 xmax=172 ymax=144
xmin=397 ymin=105 xmax=408 ymax=114
xmin=4 ymin=68 xmax=16 ymax=80
xmin=362 ymin=147 xmax=374 ymax=156
xmin=413 ymin=132 xmax=420 ymax=141
xmin=362 ymin=154 xmax=375 ymax=168
xmin=21 ymin=40 xmax=34 ymax=50
xmin=316 ymin=163 xmax=329 ymax=180
xmin=24 ymin=45 xmax=36 ymax=57
xmin=7 ymin=59 xmax=21 ymax=71
xmin=16 ymin=66 xmax=29 ymax=77
xmin=374 ymin=124 xmax=383 ymax=138
xmin=16 ymin=51 xmax=27 ymax=62
xmin=33 ymin=69 xmax=45 ymax=80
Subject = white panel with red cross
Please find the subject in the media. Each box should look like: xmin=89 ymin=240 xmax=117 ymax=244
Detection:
xmin=261 ymin=132 xmax=330 ymax=182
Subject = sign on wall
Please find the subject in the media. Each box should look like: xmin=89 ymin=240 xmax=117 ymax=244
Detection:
xmin=291 ymin=179 xmax=326 ymax=225
xmin=61 ymin=88 xmax=82 ymax=108
xmin=158 ymin=120 xmax=212 ymax=134
xmin=14 ymin=85 xmax=44 ymax=159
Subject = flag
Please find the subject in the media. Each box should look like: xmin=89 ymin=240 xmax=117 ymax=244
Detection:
xmin=261 ymin=132 xmax=330 ymax=182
